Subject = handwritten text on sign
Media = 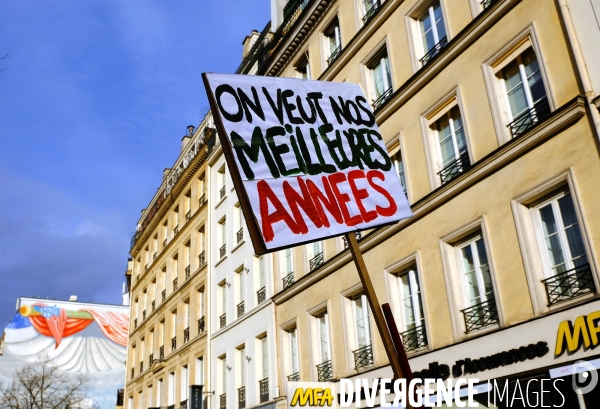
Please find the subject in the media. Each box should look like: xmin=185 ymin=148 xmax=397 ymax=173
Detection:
xmin=205 ymin=74 xmax=412 ymax=251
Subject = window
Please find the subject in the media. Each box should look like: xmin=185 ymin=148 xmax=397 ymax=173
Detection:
xmin=220 ymin=356 xmax=227 ymax=394
xmin=168 ymin=372 xmax=175 ymax=406
xmin=392 ymin=151 xmax=407 ymax=194
xmin=181 ymin=365 xmax=189 ymax=402
xmin=324 ymin=18 xmax=342 ymax=65
xmin=308 ymin=241 xmax=324 ymax=271
xmin=418 ymin=1 xmax=447 ymax=65
xmin=368 ymin=49 xmax=392 ymax=109
xmin=362 ymin=0 xmax=381 ymax=24
xmin=163 ymin=221 xmax=168 ymax=247
xmin=218 ymin=167 xmax=226 ymax=200
xmin=234 ymin=205 xmax=243 ymax=245
xmin=172 ymin=311 xmax=177 ymax=349
xmin=352 ymin=295 xmax=371 ymax=349
xmin=219 ymin=282 xmax=227 ymax=328
xmin=434 ymin=106 xmax=469 ymax=184
xmin=289 ymin=328 xmax=299 ymax=377
xmin=239 ymin=347 xmax=246 ymax=387
xmin=185 ymin=242 xmax=191 ymax=277
xmin=237 ymin=269 xmax=245 ymax=317
xmin=295 ymin=54 xmax=311 ymax=80
xmin=500 ymin=47 xmax=549 ymax=138
xmin=185 ymin=190 xmax=192 ymax=220
xmin=261 ymin=337 xmax=268 ymax=380
xmin=317 ymin=313 xmax=330 ymax=363
xmin=398 ymin=267 xmax=427 ymax=351
xmin=157 ymin=379 xmax=163 ymax=407
xmin=196 ymin=357 xmax=204 ymax=385
xmin=219 ymin=219 xmax=227 ymax=258
xmin=173 ymin=206 xmax=180 ymax=234
xmin=172 ymin=255 xmax=179 ymax=291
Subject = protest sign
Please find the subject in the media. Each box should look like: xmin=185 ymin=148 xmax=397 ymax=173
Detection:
xmin=203 ymin=73 xmax=412 ymax=254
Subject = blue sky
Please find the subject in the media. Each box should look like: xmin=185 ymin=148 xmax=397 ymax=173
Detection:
xmin=0 ymin=0 xmax=270 ymax=326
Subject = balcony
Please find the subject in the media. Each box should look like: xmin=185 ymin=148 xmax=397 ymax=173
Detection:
xmin=543 ymin=263 xmax=594 ymax=306
xmin=316 ymin=360 xmax=333 ymax=382
xmin=282 ymin=272 xmax=295 ymax=289
xmin=162 ymin=289 xmax=166 ymax=302
xmin=507 ymin=97 xmax=551 ymax=138
xmin=134 ymin=318 xmax=137 ymax=328
xmin=462 ymin=298 xmax=499 ymax=333
xmin=438 ymin=151 xmax=471 ymax=185
xmin=220 ymin=244 xmax=226 ymax=259
xmin=257 ymin=286 xmax=266 ymax=304
xmin=142 ymin=309 xmax=146 ymax=320
xmin=343 ymin=232 xmax=362 ymax=249
xmin=353 ymin=344 xmax=374 ymax=370
xmin=159 ymin=345 xmax=165 ymax=360
xmin=238 ymin=386 xmax=246 ymax=409
xmin=220 ymin=186 xmax=226 ymax=200
xmin=420 ymin=36 xmax=448 ymax=66
xmin=198 ymin=316 xmax=205 ymax=333
xmin=173 ymin=278 xmax=178 ymax=291
xmin=481 ymin=0 xmax=496 ymax=8
xmin=259 ymin=378 xmax=269 ymax=403
xmin=184 ymin=327 xmax=190 ymax=343
xmin=171 ymin=336 xmax=177 ymax=351
xmin=185 ymin=265 xmax=191 ymax=280
xmin=199 ymin=251 xmax=206 ymax=267
xmin=199 ymin=194 xmax=207 ymax=207
xmin=372 ymin=87 xmax=393 ymax=110
xmin=152 ymin=300 xmax=156 ymax=311
xmin=309 ymin=252 xmax=324 ymax=271
xmin=181 ymin=400 xmax=188 ymax=409
xmin=149 ymin=353 xmax=154 ymax=364
xmin=362 ymin=0 xmax=380 ymax=24
xmin=174 ymin=225 xmax=179 ymax=235
xmin=327 ymin=45 xmax=342 ymax=66
xmin=220 ymin=393 xmax=226 ymax=409
xmin=237 ymin=301 xmax=245 ymax=318
xmin=186 ymin=210 xmax=192 ymax=221
xmin=236 ymin=228 xmax=244 ymax=244
xmin=220 ymin=313 xmax=227 ymax=328
xmin=139 ymin=361 xmax=144 ymax=373
xmin=287 ymin=372 xmax=300 ymax=382
xmin=400 ymin=325 xmax=428 ymax=353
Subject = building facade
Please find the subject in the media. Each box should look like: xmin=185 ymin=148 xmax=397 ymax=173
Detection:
xmin=236 ymin=0 xmax=600 ymax=407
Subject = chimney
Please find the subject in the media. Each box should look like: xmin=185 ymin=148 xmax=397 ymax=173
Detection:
xmin=181 ymin=125 xmax=195 ymax=152
xmin=242 ymin=30 xmax=260 ymax=58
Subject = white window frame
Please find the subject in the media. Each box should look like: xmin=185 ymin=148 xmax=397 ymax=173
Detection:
xmin=196 ymin=356 xmax=204 ymax=385
xmin=322 ymin=16 xmax=342 ymax=66
xmin=352 ymin=294 xmax=372 ymax=349
xmin=405 ymin=0 xmax=450 ymax=72
xmin=317 ymin=313 xmax=331 ymax=363
xmin=289 ymin=328 xmax=299 ymax=375
xmin=457 ymin=235 xmax=495 ymax=307
xmin=294 ymin=52 xmax=311 ymax=80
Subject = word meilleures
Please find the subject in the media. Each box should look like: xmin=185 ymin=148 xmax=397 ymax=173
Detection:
xmin=215 ymin=84 xmax=400 ymax=242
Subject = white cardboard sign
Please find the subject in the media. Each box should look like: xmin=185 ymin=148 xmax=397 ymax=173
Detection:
xmin=204 ymin=73 xmax=412 ymax=254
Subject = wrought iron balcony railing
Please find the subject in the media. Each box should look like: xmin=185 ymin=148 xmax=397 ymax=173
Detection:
xmin=220 ymin=244 xmax=226 ymax=259
xmin=140 ymin=361 xmax=143 ymax=373
xmin=198 ymin=316 xmax=205 ymax=333
xmin=362 ymin=0 xmax=381 ymax=24
xmin=152 ymin=300 xmax=155 ymax=311
xmin=420 ymin=36 xmax=448 ymax=66
xmin=163 ymin=238 xmax=168 ymax=248
xmin=461 ymin=298 xmax=499 ymax=333
xmin=353 ymin=344 xmax=374 ymax=370
xmin=317 ymin=360 xmax=333 ymax=381
xmin=162 ymin=289 xmax=166 ymax=302
xmin=199 ymin=251 xmax=206 ymax=267
xmin=507 ymin=97 xmax=551 ymax=138
xmin=372 ymin=87 xmax=393 ymax=110
xmin=542 ymin=263 xmax=594 ymax=306
xmin=309 ymin=252 xmax=324 ymax=271
xmin=220 ymin=186 xmax=226 ymax=200
xmin=171 ymin=336 xmax=177 ymax=351
xmin=173 ymin=278 xmax=178 ymax=291
xmin=400 ymin=325 xmax=428 ymax=353
xmin=237 ymin=301 xmax=245 ymax=318
xmin=159 ymin=345 xmax=164 ymax=360
xmin=343 ymin=232 xmax=362 ymax=249
xmin=481 ymin=0 xmax=496 ymax=8
xmin=283 ymin=272 xmax=295 ymax=289
xmin=149 ymin=353 xmax=154 ymax=364
xmin=142 ymin=309 xmax=146 ymax=320
xmin=220 ymin=313 xmax=227 ymax=328
xmin=220 ymin=393 xmax=226 ymax=409
xmin=438 ymin=151 xmax=471 ymax=185
xmin=237 ymin=228 xmax=244 ymax=244
xmin=287 ymin=372 xmax=300 ymax=382
xmin=174 ymin=225 xmax=179 ymax=235
xmin=185 ymin=265 xmax=191 ymax=279
xmin=199 ymin=194 xmax=207 ymax=207
xmin=186 ymin=210 xmax=192 ymax=221
xmin=181 ymin=400 xmax=188 ymax=409
xmin=257 ymin=286 xmax=266 ymax=304
xmin=259 ymin=378 xmax=269 ymax=403
xmin=327 ymin=45 xmax=342 ymax=66
xmin=184 ymin=327 xmax=190 ymax=343
xmin=238 ymin=386 xmax=246 ymax=409
xmin=168 ymin=405 xmax=175 ymax=409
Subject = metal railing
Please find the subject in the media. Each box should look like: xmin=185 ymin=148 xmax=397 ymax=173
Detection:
xmin=543 ymin=263 xmax=594 ymax=305
xmin=181 ymin=400 xmax=188 ymax=409
xmin=220 ymin=313 xmax=227 ymax=328
xmin=184 ymin=327 xmax=190 ymax=343
xmin=162 ymin=289 xmax=166 ymax=302
xmin=462 ymin=298 xmax=499 ymax=333
xmin=168 ymin=405 xmax=175 ymax=409
xmin=400 ymin=325 xmax=428 ymax=353
xmin=199 ymin=194 xmax=207 ymax=207
xmin=237 ymin=301 xmax=245 ymax=318
xmin=237 ymin=228 xmax=244 ymax=244
xmin=163 ymin=238 xmax=168 ymax=248
xmin=220 ymin=186 xmax=226 ymax=200
xmin=353 ymin=344 xmax=374 ymax=370
xmin=186 ymin=210 xmax=192 ymax=221
xmin=220 ymin=393 xmax=226 ymax=409
xmin=438 ymin=152 xmax=471 ymax=185
xmin=198 ymin=316 xmax=205 ymax=333
xmin=220 ymin=244 xmax=226 ymax=258
xmin=238 ymin=386 xmax=246 ymax=409
xmin=481 ymin=0 xmax=496 ymax=8
xmin=287 ymin=372 xmax=300 ymax=382
xmin=257 ymin=286 xmax=266 ymax=304
xmin=309 ymin=252 xmax=324 ymax=271
xmin=185 ymin=265 xmax=191 ymax=279
xmin=372 ymin=87 xmax=393 ymax=110
xmin=343 ymin=232 xmax=362 ymax=249
xmin=283 ymin=272 xmax=295 ymax=289
xmin=507 ymin=97 xmax=551 ymax=138
xmin=149 ymin=353 xmax=154 ymax=364
xmin=171 ymin=336 xmax=177 ymax=351
xmin=420 ymin=36 xmax=448 ymax=66
xmin=173 ymin=278 xmax=178 ymax=291
xmin=362 ymin=0 xmax=381 ymax=24
xmin=199 ymin=251 xmax=206 ymax=267
xmin=174 ymin=225 xmax=179 ymax=235
xmin=159 ymin=345 xmax=164 ymax=360
xmin=142 ymin=309 xmax=146 ymax=320
xmin=259 ymin=378 xmax=269 ymax=403
xmin=327 ymin=45 xmax=342 ymax=66
xmin=317 ymin=360 xmax=333 ymax=381
xmin=152 ymin=300 xmax=155 ymax=311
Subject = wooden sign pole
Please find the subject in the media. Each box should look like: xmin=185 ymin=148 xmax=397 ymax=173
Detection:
xmin=345 ymin=232 xmax=419 ymax=408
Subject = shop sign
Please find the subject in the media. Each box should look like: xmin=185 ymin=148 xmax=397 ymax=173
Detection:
xmin=288 ymin=382 xmax=336 ymax=408
xmin=554 ymin=308 xmax=600 ymax=357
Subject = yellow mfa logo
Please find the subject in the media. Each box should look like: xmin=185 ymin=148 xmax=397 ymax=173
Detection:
xmin=290 ymin=388 xmax=334 ymax=407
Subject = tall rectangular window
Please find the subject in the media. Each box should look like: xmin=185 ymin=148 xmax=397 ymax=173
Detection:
xmin=259 ymin=257 xmax=266 ymax=289
xmin=369 ymin=51 xmax=392 ymax=105
xmin=261 ymin=337 xmax=268 ymax=379
xmin=324 ymin=19 xmax=342 ymax=65
xmin=418 ymin=1 xmax=446 ymax=55
xmin=318 ymin=313 xmax=330 ymax=363
xmin=436 ymin=106 xmax=467 ymax=168
xmin=460 ymin=237 xmax=494 ymax=306
xmin=295 ymin=54 xmax=311 ymax=80
xmin=392 ymin=151 xmax=407 ymax=194
xmin=181 ymin=365 xmax=189 ymax=401
xmin=289 ymin=328 xmax=299 ymax=375
xmin=196 ymin=356 xmax=204 ymax=385
xmin=239 ymin=347 xmax=246 ymax=387
xmin=352 ymin=295 xmax=371 ymax=348
xmin=168 ymin=372 xmax=175 ymax=406
xmin=399 ymin=267 xmax=424 ymax=330
xmin=157 ymin=379 xmax=163 ymax=407
xmin=221 ymin=357 xmax=227 ymax=394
